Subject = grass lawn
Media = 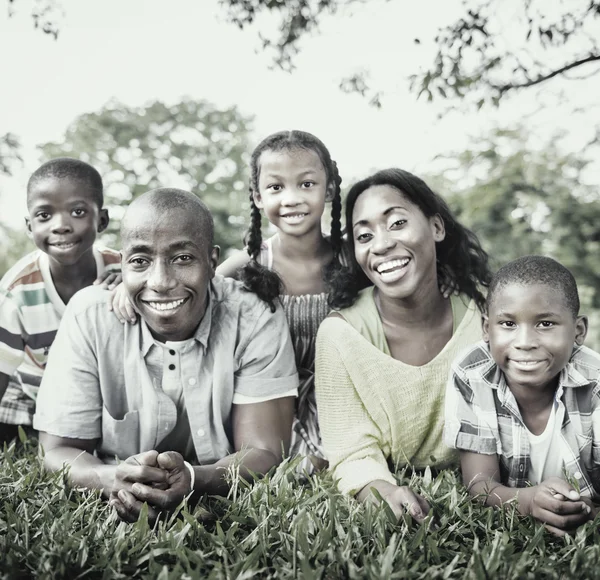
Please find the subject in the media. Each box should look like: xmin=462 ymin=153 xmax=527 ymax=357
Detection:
xmin=2 ymin=435 xmax=600 ymax=579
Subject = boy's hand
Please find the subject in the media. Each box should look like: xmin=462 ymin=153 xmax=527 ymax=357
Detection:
xmin=94 ymin=271 xmax=122 ymax=290
xmin=528 ymin=477 xmax=591 ymax=536
xmin=107 ymin=283 xmax=137 ymax=324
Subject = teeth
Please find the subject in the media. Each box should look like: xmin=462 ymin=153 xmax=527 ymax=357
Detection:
xmin=54 ymin=242 xmax=76 ymax=249
xmin=515 ymin=360 xmax=540 ymax=365
xmin=377 ymin=258 xmax=409 ymax=273
xmin=147 ymin=299 xmax=186 ymax=311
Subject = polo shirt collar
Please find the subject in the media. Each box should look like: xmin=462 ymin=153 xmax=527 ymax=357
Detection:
xmin=139 ymin=285 xmax=214 ymax=356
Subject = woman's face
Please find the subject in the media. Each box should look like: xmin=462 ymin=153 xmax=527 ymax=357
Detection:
xmin=351 ymin=184 xmax=445 ymax=301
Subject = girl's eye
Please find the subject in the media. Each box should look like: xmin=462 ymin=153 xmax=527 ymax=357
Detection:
xmin=301 ymin=181 xmax=315 ymax=189
xmin=268 ymin=184 xmax=282 ymax=192
xmin=499 ymin=321 xmax=516 ymax=328
xmin=390 ymin=219 xmax=407 ymax=228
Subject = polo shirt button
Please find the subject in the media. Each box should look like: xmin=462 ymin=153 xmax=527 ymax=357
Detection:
xmin=169 ymin=364 xmax=176 ymax=370
xmin=575 ymin=471 xmax=583 ymax=479
xmin=169 ymin=349 xmax=176 ymax=356
xmin=197 ymin=428 xmax=205 ymax=436
xmin=188 ymin=378 xmax=197 ymax=386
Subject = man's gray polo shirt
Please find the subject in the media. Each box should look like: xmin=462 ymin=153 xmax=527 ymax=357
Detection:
xmin=33 ymin=275 xmax=299 ymax=463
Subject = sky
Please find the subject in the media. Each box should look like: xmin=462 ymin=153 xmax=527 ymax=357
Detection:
xmin=0 ymin=0 xmax=598 ymax=240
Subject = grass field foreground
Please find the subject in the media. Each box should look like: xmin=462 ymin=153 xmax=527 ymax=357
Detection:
xmin=2 ymin=436 xmax=600 ymax=579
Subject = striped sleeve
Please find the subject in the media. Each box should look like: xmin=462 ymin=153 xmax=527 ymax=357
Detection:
xmin=0 ymin=291 xmax=26 ymax=377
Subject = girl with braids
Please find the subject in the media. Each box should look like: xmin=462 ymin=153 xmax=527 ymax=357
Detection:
xmin=218 ymin=130 xmax=344 ymax=472
xmin=315 ymin=168 xmax=491 ymax=522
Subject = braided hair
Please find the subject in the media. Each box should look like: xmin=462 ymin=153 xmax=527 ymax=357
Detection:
xmin=239 ymin=130 xmax=344 ymax=311
xmin=328 ymin=168 xmax=492 ymax=312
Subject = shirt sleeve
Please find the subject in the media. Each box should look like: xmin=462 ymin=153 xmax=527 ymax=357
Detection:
xmin=234 ymin=303 xmax=299 ymax=398
xmin=0 ymin=291 xmax=26 ymax=377
xmin=443 ymin=356 xmax=498 ymax=455
xmin=33 ymin=297 xmax=103 ymax=440
xmin=315 ymin=318 xmax=396 ymax=495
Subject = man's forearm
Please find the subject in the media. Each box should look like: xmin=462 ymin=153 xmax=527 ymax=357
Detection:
xmin=43 ymin=446 xmax=116 ymax=497
xmin=194 ymin=447 xmax=281 ymax=496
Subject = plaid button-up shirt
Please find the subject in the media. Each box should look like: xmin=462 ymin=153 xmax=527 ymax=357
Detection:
xmin=444 ymin=341 xmax=600 ymax=498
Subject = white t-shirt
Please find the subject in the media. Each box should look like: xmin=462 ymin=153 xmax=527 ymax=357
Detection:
xmin=526 ymin=402 xmax=567 ymax=484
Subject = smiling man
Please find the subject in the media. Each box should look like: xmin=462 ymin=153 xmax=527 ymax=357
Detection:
xmin=34 ymin=188 xmax=298 ymax=522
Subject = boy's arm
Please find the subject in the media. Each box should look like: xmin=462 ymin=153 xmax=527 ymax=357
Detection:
xmin=0 ymin=372 xmax=9 ymax=403
xmin=461 ymin=450 xmax=591 ymax=535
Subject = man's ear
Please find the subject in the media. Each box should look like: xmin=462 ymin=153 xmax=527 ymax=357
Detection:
xmin=431 ymin=214 xmax=445 ymax=242
xmin=210 ymin=246 xmax=220 ymax=275
xmin=575 ymin=315 xmax=588 ymax=346
xmin=24 ymin=216 xmax=32 ymax=236
xmin=482 ymin=314 xmax=490 ymax=343
xmin=98 ymin=208 xmax=109 ymax=233
xmin=252 ymin=189 xmax=263 ymax=210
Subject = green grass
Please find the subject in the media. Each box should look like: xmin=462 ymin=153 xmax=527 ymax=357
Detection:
xmin=2 ymin=437 xmax=600 ymax=580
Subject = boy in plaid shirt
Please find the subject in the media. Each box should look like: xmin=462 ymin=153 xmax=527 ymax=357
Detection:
xmin=445 ymin=256 xmax=599 ymax=536
xmin=0 ymin=158 xmax=119 ymax=443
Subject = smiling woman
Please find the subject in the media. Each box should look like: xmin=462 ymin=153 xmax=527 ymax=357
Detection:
xmin=315 ymin=168 xmax=492 ymax=522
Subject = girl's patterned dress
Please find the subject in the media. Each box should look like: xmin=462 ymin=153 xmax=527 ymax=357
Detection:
xmin=259 ymin=237 xmax=330 ymax=471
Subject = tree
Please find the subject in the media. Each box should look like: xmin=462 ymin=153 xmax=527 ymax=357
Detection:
xmin=219 ymin=0 xmax=600 ymax=108
xmin=433 ymin=127 xmax=600 ymax=307
xmin=0 ymin=132 xmax=34 ymax=279
xmin=5 ymin=0 xmax=62 ymax=38
xmin=40 ymin=99 xmax=254 ymax=253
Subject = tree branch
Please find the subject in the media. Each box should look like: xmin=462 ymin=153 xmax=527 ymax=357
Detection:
xmin=493 ymin=53 xmax=600 ymax=93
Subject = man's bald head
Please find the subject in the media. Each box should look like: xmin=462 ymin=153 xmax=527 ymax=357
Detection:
xmin=122 ymin=188 xmax=214 ymax=248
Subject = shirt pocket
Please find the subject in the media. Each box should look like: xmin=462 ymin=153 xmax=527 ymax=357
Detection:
xmin=100 ymin=407 xmax=140 ymax=460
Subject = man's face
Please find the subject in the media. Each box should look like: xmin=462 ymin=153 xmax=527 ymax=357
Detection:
xmin=121 ymin=206 xmax=219 ymax=342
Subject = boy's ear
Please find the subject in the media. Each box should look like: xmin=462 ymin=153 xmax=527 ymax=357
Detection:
xmin=97 ymin=209 xmax=109 ymax=233
xmin=574 ymin=315 xmax=588 ymax=346
xmin=24 ymin=216 xmax=32 ymax=236
xmin=252 ymin=190 xmax=263 ymax=210
xmin=482 ymin=314 xmax=490 ymax=343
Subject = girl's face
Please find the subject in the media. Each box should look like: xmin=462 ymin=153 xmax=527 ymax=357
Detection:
xmin=351 ymin=184 xmax=445 ymax=301
xmin=254 ymin=148 xmax=331 ymax=237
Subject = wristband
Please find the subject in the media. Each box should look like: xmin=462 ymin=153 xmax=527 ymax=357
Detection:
xmin=183 ymin=460 xmax=196 ymax=494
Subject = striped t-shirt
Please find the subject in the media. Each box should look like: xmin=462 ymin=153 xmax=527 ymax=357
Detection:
xmin=0 ymin=246 xmax=120 ymax=425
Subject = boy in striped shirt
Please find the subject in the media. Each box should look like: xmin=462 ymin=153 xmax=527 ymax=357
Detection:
xmin=0 ymin=158 xmax=120 ymax=443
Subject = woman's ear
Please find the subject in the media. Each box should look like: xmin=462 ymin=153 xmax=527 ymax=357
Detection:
xmin=431 ymin=214 xmax=446 ymax=242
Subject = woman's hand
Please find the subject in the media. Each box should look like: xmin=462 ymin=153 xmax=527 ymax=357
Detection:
xmin=358 ymin=480 xmax=431 ymax=524
xmin=107 ymin=282 xmax=137 ymax=324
